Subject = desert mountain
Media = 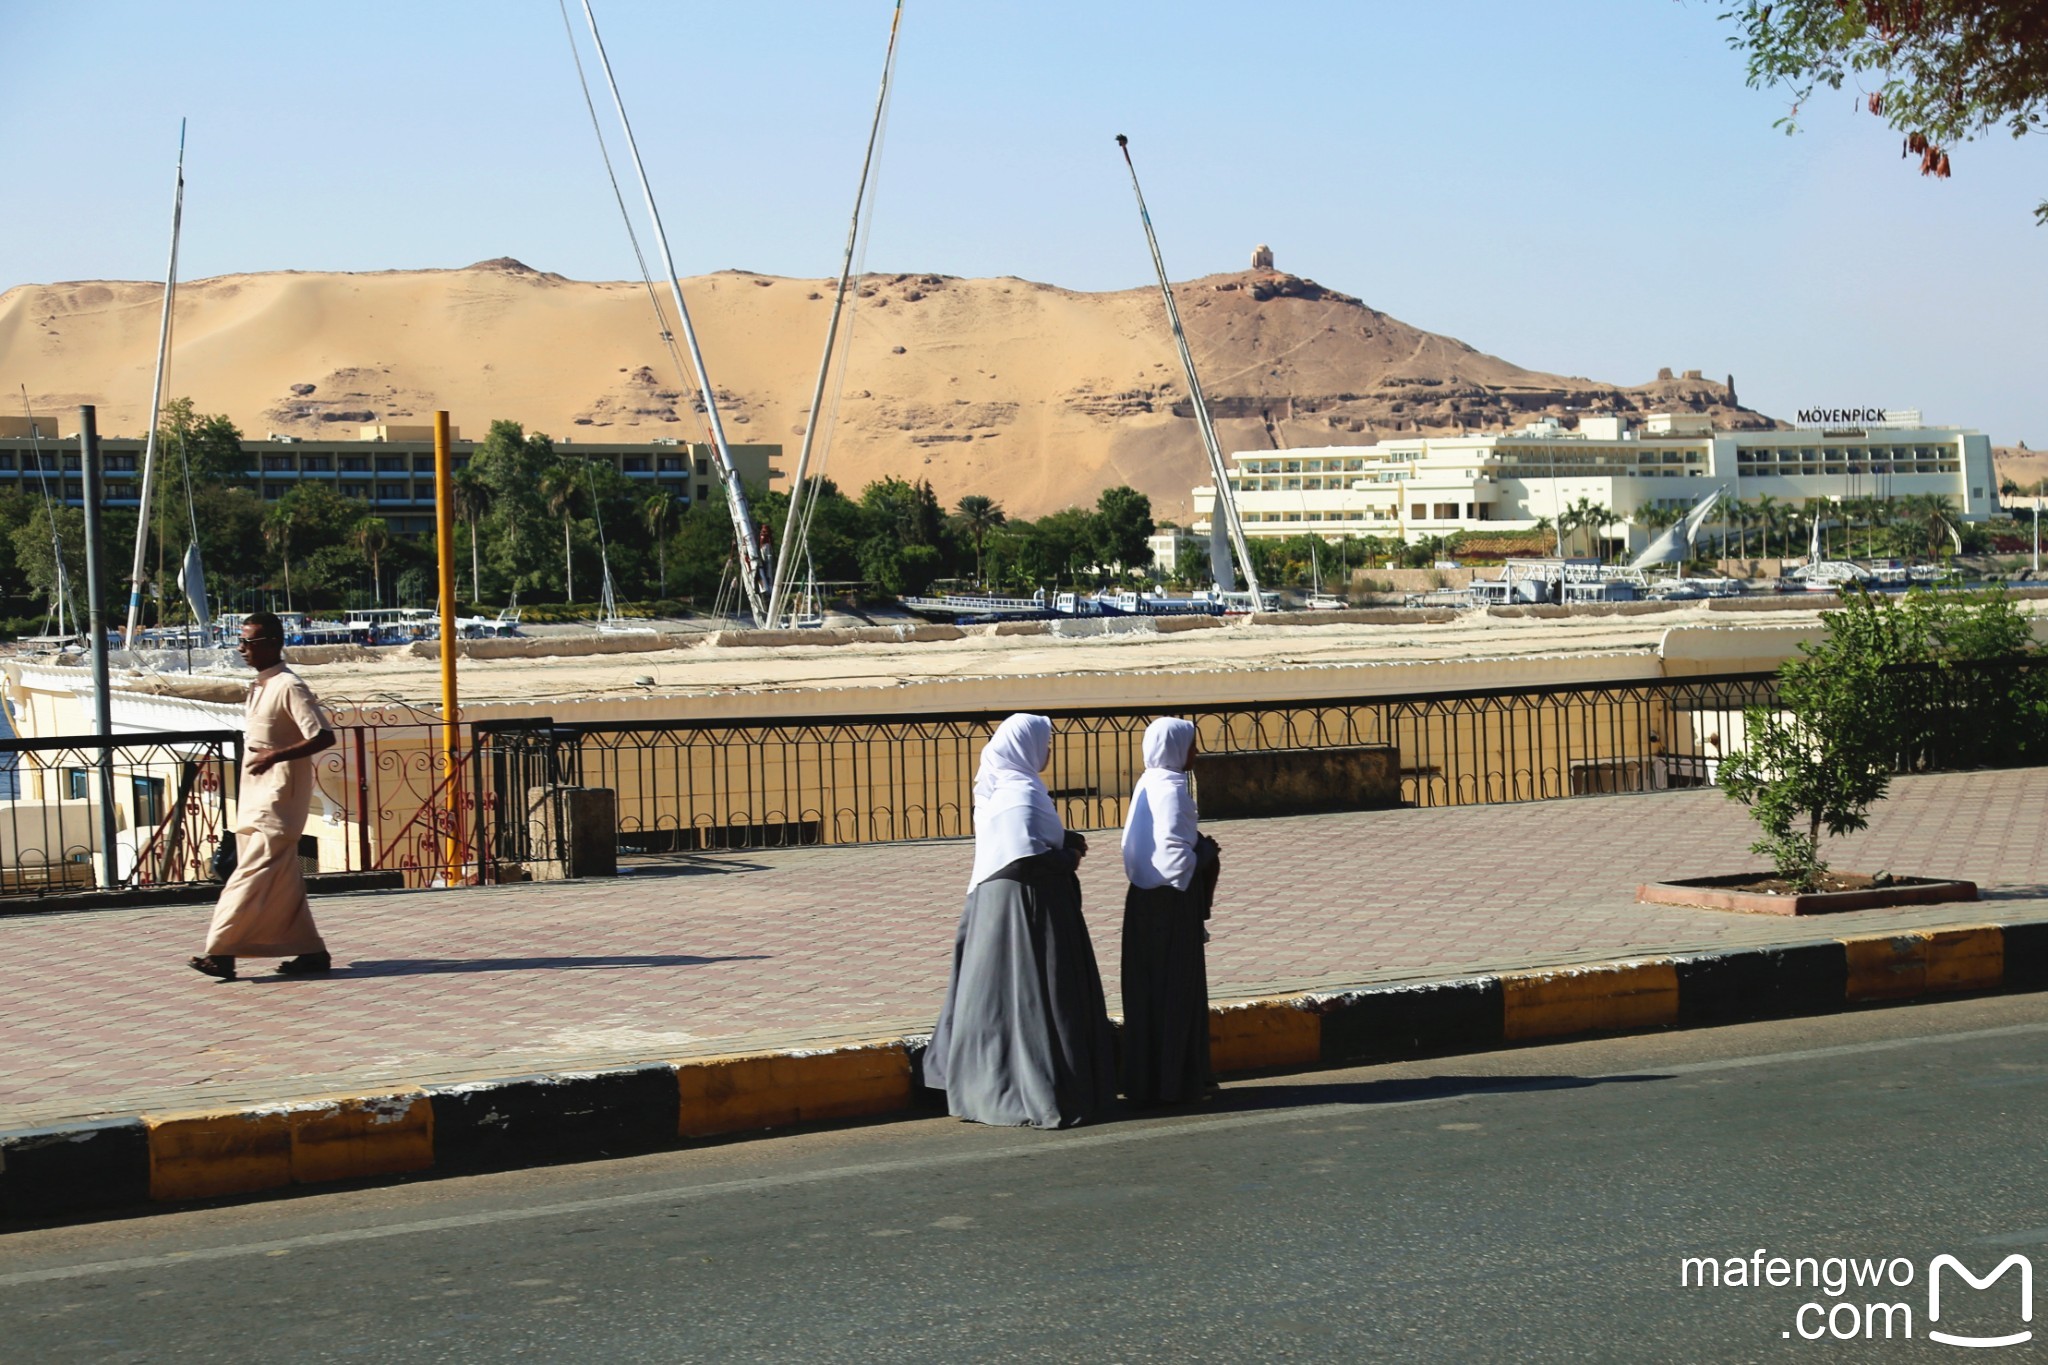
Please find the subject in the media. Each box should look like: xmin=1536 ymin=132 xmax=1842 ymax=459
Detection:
xmin=1 ymin=258 xmax=1774 ymax=520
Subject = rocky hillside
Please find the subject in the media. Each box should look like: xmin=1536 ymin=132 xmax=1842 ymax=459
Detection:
xmin=2 ymin=258 xmax=1776 ymax=519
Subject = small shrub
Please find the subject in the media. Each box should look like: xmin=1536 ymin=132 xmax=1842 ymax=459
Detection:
xmin=1719 ymin=587 xmax=2041 ymax=890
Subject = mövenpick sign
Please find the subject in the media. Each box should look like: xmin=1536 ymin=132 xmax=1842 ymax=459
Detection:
xmin=1679 ymin=1249 xmax=2032 ymax=1346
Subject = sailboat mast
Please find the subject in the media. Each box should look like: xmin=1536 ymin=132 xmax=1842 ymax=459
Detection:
xmin=1113 ymin=135 xmax=1261 ymax=598
xmin=578 ymin=1 xmax=768 ymax=627
xmin=768 ymin=0 xmax=903 ymax=629
xmin=125 ymin=118 xmax=187 ymax=649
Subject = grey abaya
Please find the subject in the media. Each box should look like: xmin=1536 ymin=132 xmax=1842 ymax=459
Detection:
xmin=924 ymin=848 xmax=1119 ymax=1129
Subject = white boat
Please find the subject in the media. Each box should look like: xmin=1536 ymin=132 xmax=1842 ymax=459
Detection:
xmin=1305 ymin=543 xmax=1346 ymax=609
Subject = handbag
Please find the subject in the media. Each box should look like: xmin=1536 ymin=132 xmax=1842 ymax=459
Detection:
xmin=212 ymin=833 xmax=239 ymax=882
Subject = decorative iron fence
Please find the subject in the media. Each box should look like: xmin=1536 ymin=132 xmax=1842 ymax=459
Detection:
xmin=0 ymin=729 xmax=239 ymax=895
xmin=4 ymin=660 xmax=2040 ymax=896
xmin=543 ymin=659 xmax=2048 ymax=855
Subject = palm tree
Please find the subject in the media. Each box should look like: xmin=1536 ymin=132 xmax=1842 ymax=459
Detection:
xmin=1750 ymin=494 xmax=1780 ymax=559
xmin=262 ymin=503 xmax=294 ymax=612
xmin=538 ymin=464 xmax=581 ymax=602
xmin=452 ymin=464 xmax=494 ymax=602
xmin=640 ymin=491 xmax=677 ymax=598
xmin=1564 ymin=497 xmax=1613 ymax=559
xmin=951 ymin=493 xmax=1007 ymax=585
xmin=352 ymin=516 xmax=392 ymax=606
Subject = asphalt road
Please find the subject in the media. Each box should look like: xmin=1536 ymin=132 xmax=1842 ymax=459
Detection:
xmin=7 ymin=993 xmax=2048 ymax=1362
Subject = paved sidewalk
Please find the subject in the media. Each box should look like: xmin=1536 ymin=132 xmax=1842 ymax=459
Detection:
xmin=3 ymin=768 xmax=2043 ymax=1129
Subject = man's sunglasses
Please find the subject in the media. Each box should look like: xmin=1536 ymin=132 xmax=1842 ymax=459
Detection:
xmin=236 ymin=636 xmax=283 ymax=650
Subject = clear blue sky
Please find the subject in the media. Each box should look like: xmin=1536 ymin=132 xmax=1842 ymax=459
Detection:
xmin=3 ymin=1 xmax=2041 ymax=446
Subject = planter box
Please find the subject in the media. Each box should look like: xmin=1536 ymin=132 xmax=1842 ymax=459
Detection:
xmin=1637 ymin=873 xmax=1978 ymax=916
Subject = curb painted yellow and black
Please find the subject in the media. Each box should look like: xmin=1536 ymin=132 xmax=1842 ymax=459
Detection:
xmin=9 ymin=919 xmax=2048 ymax=1221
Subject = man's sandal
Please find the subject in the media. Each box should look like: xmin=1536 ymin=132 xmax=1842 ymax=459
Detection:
xmin=275 ymin=952 xmax=333 ymax=976
xmin=186 ymin=955 xmax=237 ymax=981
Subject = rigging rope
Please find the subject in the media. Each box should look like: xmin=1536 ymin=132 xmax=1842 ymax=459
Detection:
xmin=769 ymin=0 xmax=902 ymax=627
xmin=18 ymin=387 xmax=79 ymax=636
xmin=555 ymin=0 xmax=698 ymax=431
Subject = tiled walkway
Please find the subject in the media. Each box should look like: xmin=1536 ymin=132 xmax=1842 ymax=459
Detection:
xmin=4 ymin=768 xmax=2042 ymax=1128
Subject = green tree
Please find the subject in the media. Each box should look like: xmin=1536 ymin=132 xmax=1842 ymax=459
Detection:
xmin=538 ymin=464 xmax=582 ymax=602
xmin=951 ymin=493 xmax=1007 ymax=586
xmin=1092 ymin=485 xmax=1156 ymax=576
xmin=1023 ymin=507 xmax=1098 ymax=586
xmin=352 ymin=516 xmax=392 ymax=606
xmin=1720 ymin=587 xmax=2043 ymax=889
xmin=452 ymin=463 xmax=494 ymax=601
xmin=1721 ymin=2 xmax=2048 ymax=224
xmin=10 ymin=502 xmax=86 ymax=623
xmin=469 ymin=420 xmax=558 ymax=597
xmin=641 ymin=491 xmax=678 ymax=598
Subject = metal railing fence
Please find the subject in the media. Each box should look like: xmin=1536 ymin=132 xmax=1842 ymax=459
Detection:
xmin=5 ymin=659 xmax=2041 ymax=896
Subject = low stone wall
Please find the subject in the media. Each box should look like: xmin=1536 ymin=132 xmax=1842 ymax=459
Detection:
xmin=1193 ymin=744 xmax=1400 ymax=820
xmin=408 ymin=634 xmax=680 ymax=662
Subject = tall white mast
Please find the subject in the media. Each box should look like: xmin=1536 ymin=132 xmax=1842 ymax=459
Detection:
xmin=579 ymin=2 xmax=768 ymax=627
xmin=768 ymin=0 xmax=903 ymax=629
xmin=124 ymin=119 xmax=187 ymax=647
xmin=1114 ymin=134 xmax=1261 ymax=598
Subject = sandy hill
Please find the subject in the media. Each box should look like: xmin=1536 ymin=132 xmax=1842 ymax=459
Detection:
xmin=4 ymin=258 xmax=1774 ymax=520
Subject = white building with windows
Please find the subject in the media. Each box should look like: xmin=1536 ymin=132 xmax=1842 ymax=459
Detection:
xmin=1191 ymin=412 xmax=1995 ymax=555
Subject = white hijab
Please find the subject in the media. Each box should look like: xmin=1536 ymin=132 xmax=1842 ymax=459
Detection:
xmin=968 ymin=713 xmax=1064 ymax=890
xmin=1122 ymin=717 xmax=1199 ymax=892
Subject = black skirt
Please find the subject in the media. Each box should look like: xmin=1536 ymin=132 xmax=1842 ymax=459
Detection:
xmin=925 ymin=851 xmax=1118 ymax=1128
xmin=1120 ymin=882 xmax=1214 ymax=1104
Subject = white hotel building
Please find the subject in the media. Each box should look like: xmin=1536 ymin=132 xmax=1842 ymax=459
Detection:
xmin=1190 ymin=412 xmax=1996 ymax=556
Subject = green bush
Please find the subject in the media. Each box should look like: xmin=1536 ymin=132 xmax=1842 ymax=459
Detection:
xmin=1719 ymin=587 xmax=2042 ymax=890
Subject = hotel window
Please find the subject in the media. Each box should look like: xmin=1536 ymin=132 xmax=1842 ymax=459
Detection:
xmin=340 ymin=456 xmax=370 ymax=472
xmin=376 ymin=455 xmax=406 ymax=472
xmin=262 ymin=455 xmax=294 ymax=472
xmin=697 ymin=483 xmax=710 ymax=502
xmin=105 ymin=454 xmax=137 ymax=472
xmin=66 ymin=768 xmax=89 ymax=799
xmin=623 ymin=456 xmax=650 ymax=472
xmin=658 ymin=456 xmax=683 ymax=472
xmin=0 ymin=453 xmax=12 ymax=469
xmin=342 ymin=483 xmax=371 ymax=499
xmin=377 ymin=482 xmax=408 ymax=501
xmin=301 ymin=455 xmax=330 ymax=472
xmin=1434 ymin=503 xmax=1459 ymax=520
xmin=413 ymin=455 xmax=436 ymax=471
xmin=263 ymin=486 xmax=283 ymax=500
xmin=1411 ymin=504 xmax=1426 ymax=520
xmin=696 ymin=457 xmax=710 ymax=476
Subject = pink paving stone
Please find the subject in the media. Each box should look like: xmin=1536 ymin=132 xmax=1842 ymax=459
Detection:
xmin=1 ymin=767 xmax=2044 ymax=1127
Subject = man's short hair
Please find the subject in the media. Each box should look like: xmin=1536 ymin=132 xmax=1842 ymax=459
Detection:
xmin=244 ymin=611 xmax=285 ymax=642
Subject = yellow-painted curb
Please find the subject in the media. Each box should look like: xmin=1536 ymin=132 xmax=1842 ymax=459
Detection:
xmin=1842 ymin=933 xmax=1929 ymax=1001
xmin=290 ymin=1094 xmax=434 ymax=1185
xmin=147 ymin=1109 xmax=294 ymax=1203
xmin=1209 ymin=999 xmax=1321 ymax=1074
xmin=1926 ymin=925 xmax=2003 ymax=994
xmin=1500 ymin=961 xmax=1679 ymax=1041
xmin=146 ymin=1093 xmax=433 ymax=1202
xmin=677 ymin=1043 xmax=912 ymax=1138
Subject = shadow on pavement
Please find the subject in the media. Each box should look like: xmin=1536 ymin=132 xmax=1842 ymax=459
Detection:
xmin=1979 ymin=883 xmax=2048 ymax=902
xmin=617 ymin=858 xmax=776 ymax=878
xmin=260 ymin=953 xmax=772 ymax=980
xmin=1199 ymin=1071 xmax=1668 ymax=1115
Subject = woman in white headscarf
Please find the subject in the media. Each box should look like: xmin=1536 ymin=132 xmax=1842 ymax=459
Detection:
xmin=924 ymin=713 xmax=1117 ymax=1129
xmin=1119 ymin=717 xmax=1219 ymax=1105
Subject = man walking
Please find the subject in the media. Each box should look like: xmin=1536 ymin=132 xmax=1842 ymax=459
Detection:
xmin=188 ymin=613 xmax=336 ymax=981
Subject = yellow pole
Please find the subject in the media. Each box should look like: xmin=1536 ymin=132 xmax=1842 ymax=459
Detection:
xmin=433 ymin=411 xmax=462 ymax=884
